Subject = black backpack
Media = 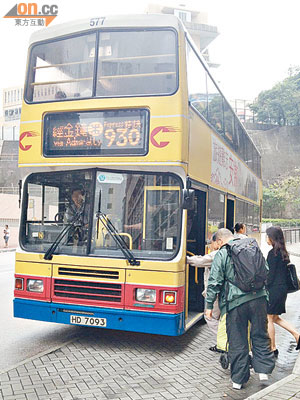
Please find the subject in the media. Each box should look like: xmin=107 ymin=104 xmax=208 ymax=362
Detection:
xmin=225 ymin=237 xmax=267 ymax=293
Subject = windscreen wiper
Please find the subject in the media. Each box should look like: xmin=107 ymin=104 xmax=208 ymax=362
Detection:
xmin=97 ymin=211 xmax=140 ymax=266
xmin=44 ymin=210 xmax=84 ymax=260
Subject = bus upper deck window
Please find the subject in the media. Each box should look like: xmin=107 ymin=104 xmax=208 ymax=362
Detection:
xmin=26 ymin=33 xmax=97 ymax=102
xmin=96 ymin=30 xmax=178 ymax=97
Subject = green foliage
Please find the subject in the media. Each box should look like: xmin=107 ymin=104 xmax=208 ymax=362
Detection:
xmin=263 ymin=175 xmax=300 ymax=218
xmin=262 ymin=218 xmax=300 ymax=227
xmin=250 ymin=66 xmax=300 ymax=126
xmin=263 ymin=187 xmax=284 ymax=218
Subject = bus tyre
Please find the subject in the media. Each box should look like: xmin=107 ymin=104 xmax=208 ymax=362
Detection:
xmin=220 ymin=353 xmax=229 ymax=369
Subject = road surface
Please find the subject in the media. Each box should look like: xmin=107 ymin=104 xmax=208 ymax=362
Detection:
xmin=0 ymin=252 xmax=82 ymax=372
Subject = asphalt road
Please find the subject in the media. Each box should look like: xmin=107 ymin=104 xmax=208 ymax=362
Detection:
xmin=0 ymin=252 xmax=82 ymax=372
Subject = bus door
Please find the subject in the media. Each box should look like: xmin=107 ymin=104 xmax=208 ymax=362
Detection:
xmin=186 ymin=188 xmax=206 ymax=314
xmin=226 ymin=196 xmax=235 ymax=232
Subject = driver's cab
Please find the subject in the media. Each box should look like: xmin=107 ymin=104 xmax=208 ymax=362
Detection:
xmin=20 ymin=169 xmax=182 ymax=261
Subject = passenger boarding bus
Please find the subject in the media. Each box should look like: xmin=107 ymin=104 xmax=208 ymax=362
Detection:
xmin=14 ymin=14 xmax=262 ymax=336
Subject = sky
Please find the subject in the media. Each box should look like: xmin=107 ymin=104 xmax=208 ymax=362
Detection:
xmin=0 ymin=0 xmax=300 ymax=105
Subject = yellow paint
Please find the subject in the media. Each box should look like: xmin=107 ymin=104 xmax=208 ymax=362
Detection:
xmin=188 ymin=110 xmax=212 ymax=185
xmin=187 ymin=108 xmax=261 ymax=206
xmin=15 ymin=261 xmax=52 ymax=277
xmin=15 ymin=252 xmax=185 ymax=273
xmin=126 ymin=269 xmax=185 ymax=287
xmin=15 ymin=256 xmax=185 ymax=286
xmin=19 ymin=32 xmax=189 ymax=168
xmin=17 ymin=21 xmax=263 ymax=326
xmin=185 ymin=262 xmax=189 ymax=319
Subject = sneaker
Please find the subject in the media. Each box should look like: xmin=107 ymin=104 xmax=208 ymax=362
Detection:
xmin=232 ymin=382 xmax=242 ymax=390
xmin=258 ymin=373 xmax=268 ymax=381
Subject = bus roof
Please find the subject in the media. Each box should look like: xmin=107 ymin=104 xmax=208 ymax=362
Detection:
xmin=29 ymin=14 xmax=183 ymax=45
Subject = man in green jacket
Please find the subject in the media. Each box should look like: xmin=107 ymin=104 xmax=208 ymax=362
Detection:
xmin=205 ymin=228 xmax=274 ymax=390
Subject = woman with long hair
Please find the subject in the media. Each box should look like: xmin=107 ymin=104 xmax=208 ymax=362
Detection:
xmin=266 ymin=226 xmax=300 ymax=357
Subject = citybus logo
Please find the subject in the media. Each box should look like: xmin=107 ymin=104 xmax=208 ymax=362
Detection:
xmin=19 ymin=131 xmax=38 ymax=151
xmin=4 ymin=3 xmax=58 ymax=27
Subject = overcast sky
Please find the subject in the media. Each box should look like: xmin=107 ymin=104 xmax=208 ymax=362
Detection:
xmin=0 ymin=0 xmax=299 ymax=103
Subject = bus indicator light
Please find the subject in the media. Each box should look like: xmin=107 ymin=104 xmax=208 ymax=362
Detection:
xmin=163 ymin=291 xmax=177 ymax=304
xmin=15 ymin=278 xmax=24 ymax=290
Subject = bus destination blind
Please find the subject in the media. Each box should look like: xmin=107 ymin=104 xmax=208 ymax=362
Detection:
xmin=43 ymin=109 xmax=149 ymax=157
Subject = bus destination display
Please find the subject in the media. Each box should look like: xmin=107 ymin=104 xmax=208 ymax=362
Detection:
xmin=43 ymin=109 xmax=149 ymax=157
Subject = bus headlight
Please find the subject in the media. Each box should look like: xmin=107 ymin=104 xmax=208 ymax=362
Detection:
xmin=27 ymin=279 xmax=44 ymax=293
xmin=136 ymin=288 xmax=156 ymax=303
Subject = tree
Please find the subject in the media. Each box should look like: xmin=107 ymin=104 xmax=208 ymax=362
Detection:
xmin=250 ymin=66 xmax=300 ymax=126
xmin=263 ymin=175 xmax=300 ymax=218
xmin=263 ymin=186 xmax=287 ymax=218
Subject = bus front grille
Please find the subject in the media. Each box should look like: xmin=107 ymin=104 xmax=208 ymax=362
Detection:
xmin=57 ymin=267 xmax=119 ymax=279
xmin=53 ymin=279 xmax=122 ymax=303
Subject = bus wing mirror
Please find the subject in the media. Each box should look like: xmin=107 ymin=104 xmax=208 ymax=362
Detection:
xmin=18 ymin=180 xmax=22 ymax=209
xmin=182 ymin=189 xmax=195 ymax=210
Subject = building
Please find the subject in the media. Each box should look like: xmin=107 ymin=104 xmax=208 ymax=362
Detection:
xmin=145 ymin=2 xmax=219 ymax=68
xmin=1 ymin=86 xmax=23 ymax=141
xmin=1 ymin=86 xmax=23 ymax=140
xmin=0 ymin=87 xmax=22 ymax=194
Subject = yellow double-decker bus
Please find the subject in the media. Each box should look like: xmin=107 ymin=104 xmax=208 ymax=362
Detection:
xmin=14 ymin=14 xmax=262 ymax=336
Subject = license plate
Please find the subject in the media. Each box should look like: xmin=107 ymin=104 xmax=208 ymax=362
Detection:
xmin=70 ymin=315 xmax=107 ymax=327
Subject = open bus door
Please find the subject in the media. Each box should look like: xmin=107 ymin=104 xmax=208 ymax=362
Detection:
xmin=185 ymin=188 xmax=206 ymax=329
xmin=226 ymin=196 xmax=235 ymax=233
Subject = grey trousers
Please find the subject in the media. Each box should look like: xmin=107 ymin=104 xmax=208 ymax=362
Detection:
xmin=226 ymin=297 xmax=275 ymax=385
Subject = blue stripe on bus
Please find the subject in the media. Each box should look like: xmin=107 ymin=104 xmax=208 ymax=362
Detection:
xmin=14 ymin=299 xmax=185 ymax=336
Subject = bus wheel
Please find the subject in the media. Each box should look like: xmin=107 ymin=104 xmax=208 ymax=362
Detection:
xmin=220 ymin=353 xmax=229 ymax=369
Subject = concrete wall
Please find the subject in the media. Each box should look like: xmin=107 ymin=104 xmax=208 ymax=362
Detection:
xmin=249 ymin=126 xmax=300 ymax=185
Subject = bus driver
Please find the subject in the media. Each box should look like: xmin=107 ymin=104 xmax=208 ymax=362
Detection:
xmin=65 ymin=187 xmax=89 ymax=245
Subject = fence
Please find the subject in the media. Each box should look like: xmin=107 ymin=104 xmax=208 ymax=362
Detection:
xmin=0 ymin=186 xmax=19 ymax=194
xmin=283 ymin=228 xmax=300 ymax=244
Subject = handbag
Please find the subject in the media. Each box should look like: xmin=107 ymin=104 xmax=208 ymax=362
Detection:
xmin=286 ymin=263 xmax=300 ymax=294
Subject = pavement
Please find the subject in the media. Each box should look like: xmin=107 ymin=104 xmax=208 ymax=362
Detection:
xmin=247 ymin=241 xmax=300 ymax=400
xmin=0 ymin=247 xmax=16 ymax=254
xmin=0 ymin=243 xmax=299 ymax=400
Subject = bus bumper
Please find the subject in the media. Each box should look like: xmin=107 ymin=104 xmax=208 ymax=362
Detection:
xmin=14 ymin=298 xmax=185 ymax=336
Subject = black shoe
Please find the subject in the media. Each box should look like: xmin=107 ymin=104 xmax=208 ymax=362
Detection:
xmin=296 ymin=337 xmax=300 ymax=351
xmin=209 ymin=345 xmax=223 ymax=353
xmin=274 ymin=349 xmax=279 ymax=358
xmin=249 ymin=354 xmax=253 ymax=369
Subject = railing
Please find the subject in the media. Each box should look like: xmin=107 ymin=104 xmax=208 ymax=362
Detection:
xmin=0 ymin=218 xmax=19 ymax=227
xmin=184 ymin=21 xmax=218 ymax=33
xmin=283 ymin=228 xmax=300 ymax=244
xmin=0 ymin=187 xmax=19 ymax=194
xmin=0 ymin=154 xmax=18 ymax=162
